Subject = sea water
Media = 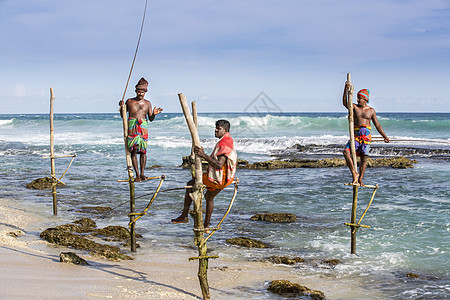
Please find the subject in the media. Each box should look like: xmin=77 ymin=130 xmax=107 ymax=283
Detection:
xmin=0 ymin=112 xmax=449 ymax=299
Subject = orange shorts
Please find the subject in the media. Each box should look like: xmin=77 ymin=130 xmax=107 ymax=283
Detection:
xmin=202 ymin=166 xmax=233 ymax=192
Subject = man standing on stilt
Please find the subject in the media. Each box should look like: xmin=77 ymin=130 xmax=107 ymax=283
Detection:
xmin=342 ymin=82 xmax=389 ymax=186
xmin=119 ymin=77 xmax=163 ymax=182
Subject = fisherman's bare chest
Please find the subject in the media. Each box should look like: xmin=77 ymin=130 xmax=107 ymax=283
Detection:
xmin=354 ymin=106 xmax=373 ymax=121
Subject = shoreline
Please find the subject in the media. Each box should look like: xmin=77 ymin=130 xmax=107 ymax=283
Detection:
xmin=0 ymin=197 xmax=383 ymax=299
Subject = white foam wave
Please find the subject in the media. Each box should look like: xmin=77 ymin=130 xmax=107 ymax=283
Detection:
xmin=0 ymin=119 xmax=14 ymax=126
xmin=151 ymin=136 xmax=192 ymax=148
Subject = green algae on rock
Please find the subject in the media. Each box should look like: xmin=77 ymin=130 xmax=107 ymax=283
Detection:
xmin=93 ymin=225 xmax=142 ymax=241
xmin=60 ymin=252 xmax=89 ymax=265
xmin=26 ymin=177 xmax=64 ymax=190
xmin=40 ymin=218 xmax=133 ymax=260
xmin=250 ymin=213 xmax=297 ymax=223
xmin=226 ymin=237 xmax=270 ymax=248
xmin=265 ymin=255 xmax=304 ymax=265
xmin=239 ymin=156 xmax=416 ymax=169
xmin=267 ymin=279 xmax=325 ymax=300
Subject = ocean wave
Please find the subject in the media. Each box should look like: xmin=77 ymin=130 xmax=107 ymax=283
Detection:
xmin=0 ymin=119 xmax=14 ymax=126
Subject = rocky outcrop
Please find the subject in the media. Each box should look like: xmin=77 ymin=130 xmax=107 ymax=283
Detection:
xmin=250 ymin=213 xmax=297 ymax=223
xmin=226 ymin=237 xmax=270 ymax=248
xmin=26 ymin=177 xmax=64 ymax=189
xmin=92 ymin=225 xmax=142 ymax=241
xmin=267 ymin=280 xmax=325 ymax=299
xmin=265 ymin=255 xmax=304 ymax=265
xmin=59 ymin=252 xmax=89 ymax=265
xmin=40 ymin=218 xmax=133 ymax=261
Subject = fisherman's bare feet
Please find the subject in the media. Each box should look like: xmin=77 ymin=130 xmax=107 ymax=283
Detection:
xmin=141 ymin=175 xmax=149 ymax=181
xmin=352 ymin=172 xmax=359 ymax=185
xmin=358 ymin=178 xmax=365 ymax=186
xmin=204 ymin=223 xmax=211 ymax=234
xmin=135 ymin=176 xmax=142 ymax=182
xmin=171 ymin=216 xmax=189 ymax=224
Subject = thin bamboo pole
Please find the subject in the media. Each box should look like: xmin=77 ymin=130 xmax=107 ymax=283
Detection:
xmin=120 ymin=104 xmax=137 ymax=252
xmin=346 ymin=73 xmax=359 ymax=254
xmin=178 ymin=93 xmax=210 ymax=300
xmin=201 ymin=179 xmax=239 ymax=246
xmin=49 ymin=88 xmax=57 ymax=216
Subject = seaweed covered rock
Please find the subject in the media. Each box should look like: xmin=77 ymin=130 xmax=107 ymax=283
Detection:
xmin=53 ymin=218 xmax=96 ymax=233
xmin=320 ymin=259 xmax=342 ymax=268
xmin=266 ymin=255 xmax=304 ymax=265
xmin=93 ymin=225 xmax=142 ymax=241
xmin=226 ymin=237 xmax=270 ymax=248
xmin=234 ymin=156 xmax=416 ymax=169
xmin=73 ymin=218 xmax=97 ymax=229
xmin=251 ymin=213 xmax=297 ymax=223
xmin=26 ymin=177 xmax=64 ymax=190
xmin=40 ymin=228 xmax=132 ymax=260
xmin=60 ymin=252 xmax=89 ymax=265
xmin=40 ymin=219 xmax=132 ymax=260
xmin=406 ymin=272 xmax=420 ymax=279
xmin=368 ymin=156 xmax=417 ymax=169
xmin=267 ymin=280 xmax=325 ymax=300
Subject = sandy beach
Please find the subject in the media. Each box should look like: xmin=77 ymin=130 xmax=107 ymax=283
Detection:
xmin=0 ymin=197 xmax=381 ymax=300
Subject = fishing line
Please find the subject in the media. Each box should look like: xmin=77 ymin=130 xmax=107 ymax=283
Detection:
xmin=120 ymin=0 xmax=148 ymax=102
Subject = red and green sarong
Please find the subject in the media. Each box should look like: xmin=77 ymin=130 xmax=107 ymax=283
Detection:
xmin=127 ymin=118 xmax=148 ymax=154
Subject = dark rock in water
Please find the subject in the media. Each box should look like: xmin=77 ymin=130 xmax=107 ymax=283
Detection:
xmin=406 ymin=272 xmax=420 ymax=279
xmin=226 ymin=237 xmax=270 ymax=248
xmin=250 ymin=213 xmax=297 ymax=223
xmin=79 ymin=206 xmax=112 ymax=214
xmin=148 ymin=164 xmax=163 ymax=169
xmin=73 ymin=218 xmax=97 ymax=229
xmin=40 ymin=227 xmax=132 ymax=261
xmin=267 ymin=280 xmax=325 ymax=300
xmin=26 ymin=177 xmax=64 ymax=190
xmin=60 ymin=252 xmax=89 ymax=265
xmin=265 ymin=255 xmax=304 ymax=265
xmin=224 ymin=156 xmax=416 ymax=169
xmin=322 ymin=259 xmax=342 ymax=267
xmin=93 ymin=225 xmax=142 ymax=241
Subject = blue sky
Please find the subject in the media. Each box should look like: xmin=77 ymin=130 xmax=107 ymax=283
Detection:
xmin=1 ymin=0 xmax=449 ymax=113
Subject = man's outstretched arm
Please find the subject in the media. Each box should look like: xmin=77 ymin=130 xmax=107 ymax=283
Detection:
xmin=372 ymin=112 xmax=389 ymax=143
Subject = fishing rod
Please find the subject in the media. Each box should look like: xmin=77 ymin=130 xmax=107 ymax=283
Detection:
xmin=120 ymin=0 xmax=148 ymax=103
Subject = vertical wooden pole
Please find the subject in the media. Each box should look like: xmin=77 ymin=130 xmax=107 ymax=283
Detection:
xmin=346 ymin=73 xmax=358 ymax=254
xmin=120 ymin=104 xmax=137 ymax=252
xmin=178 ymin=94 xmax=210 ymax=300
xmin=49 ymin=88 xmax=57 ymax=216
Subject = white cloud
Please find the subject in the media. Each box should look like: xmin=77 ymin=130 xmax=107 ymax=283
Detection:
xmin=13 ymin=83 xmax=26 ymax=97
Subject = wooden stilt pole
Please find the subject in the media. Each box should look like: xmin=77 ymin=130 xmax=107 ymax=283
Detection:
xmin=178 ymin=93 xmax=210 ymax=300
xmin=189 ymin=101 xmax=198 ymax=178
xmin=49 ymin=88 xmax=57 ymax=216
xmin=120 ymin=104 xmax=137 ymax=252
xmin=346 ymin=73 xmax=359 ymax=254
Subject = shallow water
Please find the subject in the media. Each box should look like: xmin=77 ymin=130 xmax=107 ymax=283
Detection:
xmin=0 ymin=112 xmax=449 ymax=299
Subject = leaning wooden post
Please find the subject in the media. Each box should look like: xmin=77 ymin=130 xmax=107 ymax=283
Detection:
xmin=189 ymin=101 xmax=198 ymax=178
xmin=49 ymin=88 xmax=57 ymax=216
xmin=120 ymin=103 xmax=137 ymax=252
xmin=346 ymin=73 xmax=358 ymax=254
xmin=178 ymin=93 xmax=210 ymax=300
